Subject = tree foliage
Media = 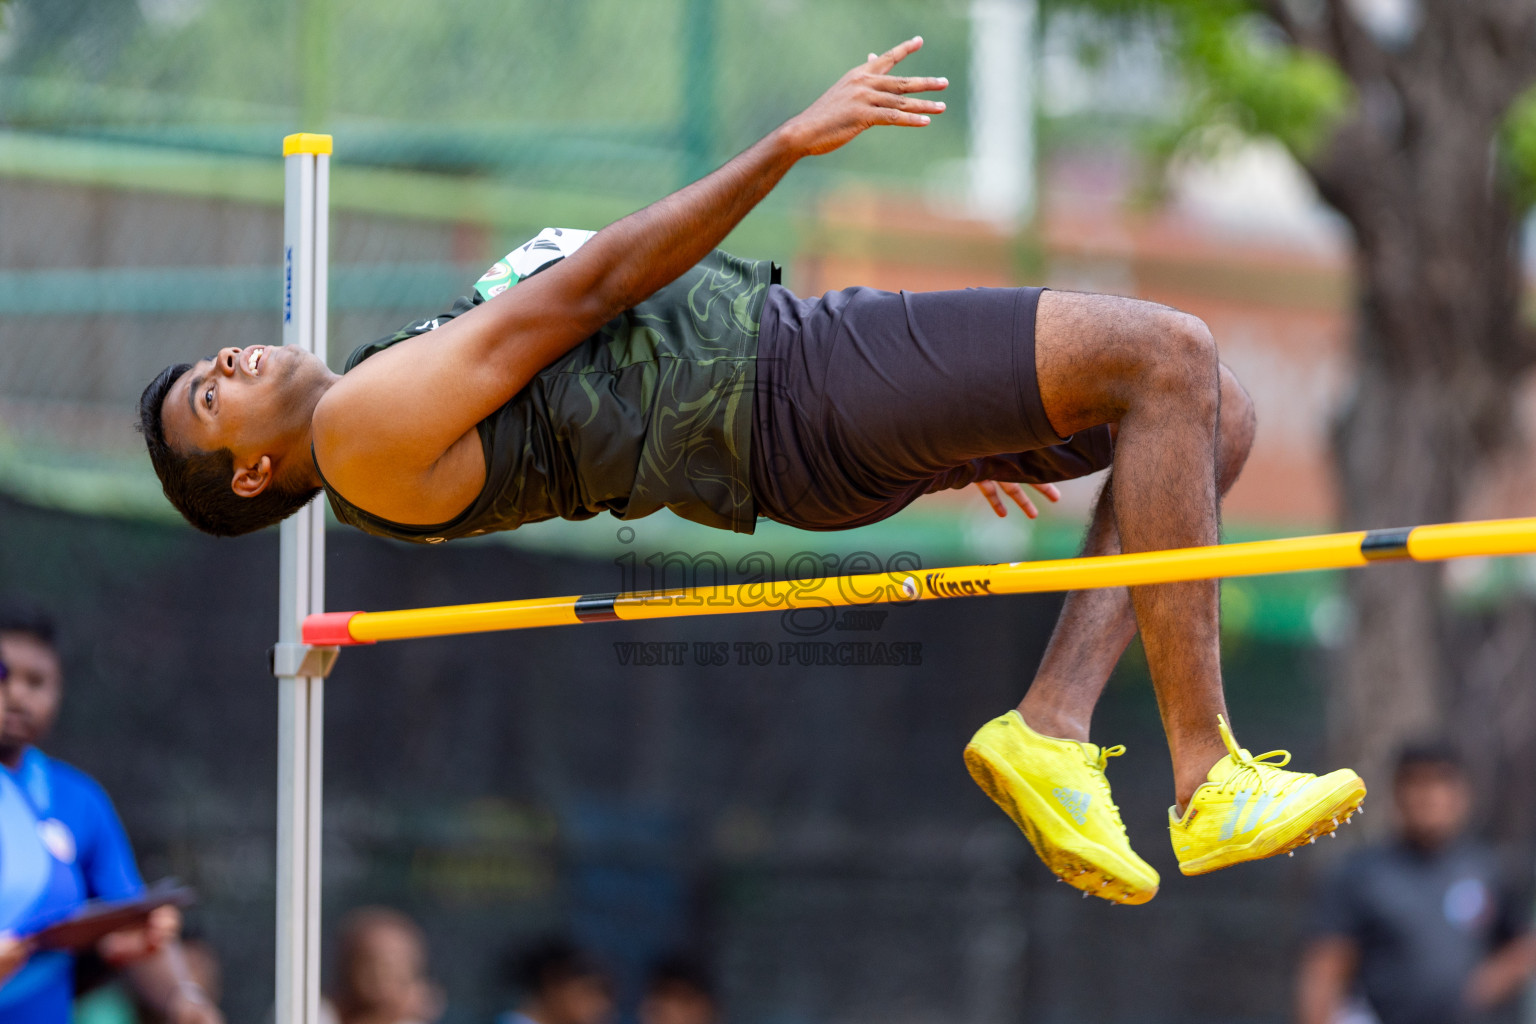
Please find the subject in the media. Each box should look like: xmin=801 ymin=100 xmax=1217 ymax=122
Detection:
xmin=1051 ymin=0 xmax=1536 ymax=210
xmin=1173 ymin=10 xmax=1348 ymax=160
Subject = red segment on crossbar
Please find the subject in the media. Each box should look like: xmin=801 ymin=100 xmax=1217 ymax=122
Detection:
xmin=303 ymin=611 xmax=370 ymax=646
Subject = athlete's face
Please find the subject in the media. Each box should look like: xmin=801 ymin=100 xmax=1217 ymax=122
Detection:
xmin=160 ymin=345 xmax=327 ymax=494
xmin=0 ymin=632 xmax=61 ymax=755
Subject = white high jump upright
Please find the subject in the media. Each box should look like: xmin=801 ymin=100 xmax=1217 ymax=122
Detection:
xmin=273 ymin=132 xmax=337 ymax=1024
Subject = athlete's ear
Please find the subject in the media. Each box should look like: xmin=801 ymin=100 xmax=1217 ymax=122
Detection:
xmin=232 ymin=455 xmax=274 ymax=498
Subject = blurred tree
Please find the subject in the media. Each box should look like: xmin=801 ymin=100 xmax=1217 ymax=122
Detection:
xmin=1050 ymin=0 xmax=1536 ymax=831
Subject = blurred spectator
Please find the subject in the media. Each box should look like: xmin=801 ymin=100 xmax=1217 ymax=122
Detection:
xmin=0 ymin=602 xmax=211 ymax=1023
xmin=498 ymin=938 xmax=614 ymax=1024
xmin=325 ymin=906 xmax=442 ymax=1024
xmin=639 ymin=956 xmax=719 ymax=1024
xmin=0 ymin=655 xmax=78 ymax=1005
xmin=1295 ymin=742 xmax=1536 ymax=1024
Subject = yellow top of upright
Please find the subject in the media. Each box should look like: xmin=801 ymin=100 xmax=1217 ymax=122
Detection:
xmin=282 ymin=132 xmax=333 ymax=156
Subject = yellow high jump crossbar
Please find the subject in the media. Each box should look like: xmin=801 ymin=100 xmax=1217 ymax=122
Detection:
xmin=302 ymin=516 xmax=1536 ymax=646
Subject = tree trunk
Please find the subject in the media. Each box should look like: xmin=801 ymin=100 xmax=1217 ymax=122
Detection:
xmin=1447 ymin=597 xmax=1536 ymax=843
xmin=1329 ymin=265 xmax=1536 ymax=831
xmin=1309 ymin=14 xmax=1536 ymax=828
xmin=1330 ymin=363 xmax=1471 ymax=799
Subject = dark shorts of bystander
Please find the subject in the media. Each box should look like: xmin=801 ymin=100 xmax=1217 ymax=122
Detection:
xmin=750 ymin=284 xmax=1114 ymax=530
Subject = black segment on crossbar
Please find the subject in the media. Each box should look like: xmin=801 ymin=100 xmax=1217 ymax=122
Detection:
xmin=574 ymin=593 xmax=620 ymax=622
xmin=1360 ymin=527 xmax=1414 ymax=561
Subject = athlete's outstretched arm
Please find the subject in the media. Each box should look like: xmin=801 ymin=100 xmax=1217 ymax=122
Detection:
xmin=315 ymin=37 xmax=946 ymax=502
xmin=574 ymin=35 xmax=945 ymax=316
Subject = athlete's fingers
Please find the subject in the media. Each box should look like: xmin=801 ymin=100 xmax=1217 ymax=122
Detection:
xmin=1000 ymin=482 xmax=1039 ymax=519
xmin=976 ymin=481 xmax=1008 ymax=517
xmin=874 ymin=108 xmax=933 ymax=127
xmin=867 ymin=92 xmax=947 ymax=115
xmin=871 ymin=74 xmax=949 ymax=95
xmin=1031 ymin=482 xmax=1062 ymax=504
xmin=869 ymin=35 xmax=923 ymax=73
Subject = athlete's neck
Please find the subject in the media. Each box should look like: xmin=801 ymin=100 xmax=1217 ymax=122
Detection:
xmin=274 ymin=372 xmax=340 ymax=493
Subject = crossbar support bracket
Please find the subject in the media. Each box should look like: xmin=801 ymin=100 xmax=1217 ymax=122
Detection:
xmin=269 ymin=644 xmax=341 ymax=680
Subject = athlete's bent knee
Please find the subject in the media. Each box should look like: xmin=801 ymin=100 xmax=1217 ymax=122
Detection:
xmin=1143 ymin=309 xmax=1219 ymax=399
xmin=1162 ymin=309 xmax=1217 ymax=368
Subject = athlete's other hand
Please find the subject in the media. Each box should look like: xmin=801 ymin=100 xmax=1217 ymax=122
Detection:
xmin=782 ymin=36 xmax=947 ymax=157
xmin=975 ymin=481 xmax=1060 ymax=519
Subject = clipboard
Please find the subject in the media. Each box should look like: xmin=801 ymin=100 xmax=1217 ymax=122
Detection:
xmin=26 ymin=881 xmax=196 ymax=952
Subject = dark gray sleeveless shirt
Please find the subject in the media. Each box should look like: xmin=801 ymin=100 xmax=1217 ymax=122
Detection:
xmin=320 ymin=248 xmax=778 ymax=543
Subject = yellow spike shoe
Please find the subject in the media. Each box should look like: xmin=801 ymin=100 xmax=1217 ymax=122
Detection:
xmin=964 ymin=710 xmax=1159 ymax=905
xmin=1170 ymin=715 xmax=1366 ymax=876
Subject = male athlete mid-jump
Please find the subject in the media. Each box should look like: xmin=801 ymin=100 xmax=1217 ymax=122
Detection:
xmin=139 ymin=37 xmax=1363 ymax=904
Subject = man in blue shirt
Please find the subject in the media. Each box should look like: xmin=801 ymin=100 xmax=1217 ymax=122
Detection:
xmin=0 ymin=604 xmax=220 ymax=1024
xmin=0 ymin=653 xmax=85 ymax=1021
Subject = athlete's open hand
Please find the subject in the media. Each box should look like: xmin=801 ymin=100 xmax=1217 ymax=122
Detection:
xmin=975 ymin=480 xmax=1060 ymax=519
xmin=782 ymin=36 xmax=947 ymax=157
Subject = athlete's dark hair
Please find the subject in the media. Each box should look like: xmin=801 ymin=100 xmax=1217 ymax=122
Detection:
xmin=138 ymin=363 xmax=320 ymax=537
xmin=0 ymin=600 xmax=57 ymax=651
